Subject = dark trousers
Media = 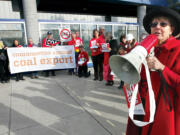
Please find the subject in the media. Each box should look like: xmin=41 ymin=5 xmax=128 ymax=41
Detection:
xmin=0 ymin=73 xmax=5 ymax=82
xmin=78 ymin=65 xmax=88 ymax=77
xmin=16 ymin=73 xmax=24 ymax=81
xmin=92 ymin=53 xmax=104 ymax=80
xmin=45 ymin=70 xmax=55 ymax=76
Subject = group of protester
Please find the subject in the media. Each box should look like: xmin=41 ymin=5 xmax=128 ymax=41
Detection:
xmin=0 ymin=25 xmax=137 ymax=87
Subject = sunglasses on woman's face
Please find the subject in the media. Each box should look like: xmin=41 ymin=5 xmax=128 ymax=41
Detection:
xmin=150 ymin=22 xmax=169 ymax=28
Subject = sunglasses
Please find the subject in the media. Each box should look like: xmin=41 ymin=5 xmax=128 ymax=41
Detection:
xmin=150 ymin=22 xmax=169 ymax=28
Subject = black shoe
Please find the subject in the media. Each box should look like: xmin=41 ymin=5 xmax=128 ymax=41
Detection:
xmin=52 ymin=73 xmax=56 ymax=76
xmin=93 ymin=78 xmax=98 ymax=81
xmin=16 ymin=78 xmax=19 ymax=82
xmin=118 ymin=84 xmax=123 ymax=89
xmin=110 ymin=81 xmax=114 ymax=86
xmin=99 ymin=78 xmax=103 ymax=81
xmin=118 ymin=81 xmax=124 ymax=89
xmin=1 ymin=80 xmax=4 ymax=83
xmin=106 ymin=81 xmax=114 ymax=86
xmin=105 ymin=81 xmax=111 ymax=86
xmin=20 ymin=78 xmax=25 ymax=80
xmin=45 ymin=73 xmax=49 ymax=77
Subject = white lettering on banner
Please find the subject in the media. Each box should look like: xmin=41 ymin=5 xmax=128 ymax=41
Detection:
xmin=7 ymin=46 xmax=76 ymax=74
xmin=123 ymin=84 xmax=145 ymax=115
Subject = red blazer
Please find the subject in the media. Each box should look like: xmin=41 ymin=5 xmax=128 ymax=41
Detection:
xmin=126 ymin=37 xmax=180 ymax=135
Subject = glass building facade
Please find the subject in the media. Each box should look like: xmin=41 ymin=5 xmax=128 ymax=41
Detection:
xmin=0 ymin=19 xmax=139 ymax=55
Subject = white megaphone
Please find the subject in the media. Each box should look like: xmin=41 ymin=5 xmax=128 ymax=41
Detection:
xmin=109 ymin=34 xmax=158 ymax=84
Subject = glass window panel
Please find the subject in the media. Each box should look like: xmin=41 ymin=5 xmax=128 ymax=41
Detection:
xmin=0 ymin=23 xmax=26 ymax=47
xmin=40 ymin=24 xmax=60 ymax=30
xmin=40 ymin=23 xmax=61 ymax=45
xmin=40 ymin=30 xmax=60 ymax=43
xmin=98 ymin=25 xmax=112 ymax=33
xmin=127 ymin=25 xmax=138 ymax=41
xmin=113 ymin=25 xmax=126 ymax=39
xmin=81 ymin=24 xmax=96 ymax=55
xmin=70 ymin=24 xmax=80 ymax=34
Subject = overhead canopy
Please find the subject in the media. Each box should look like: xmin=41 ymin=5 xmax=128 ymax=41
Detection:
xmin=88 ymin=0 xmax=169 ymax=6
xmin=12 ymin=0 xmax=179 ymax=17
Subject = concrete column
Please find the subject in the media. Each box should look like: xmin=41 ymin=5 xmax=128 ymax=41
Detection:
xmin=137 ymin=5 xmax=146 ymax=38
xmin=22 ymin=0 xmax=39 ymax=45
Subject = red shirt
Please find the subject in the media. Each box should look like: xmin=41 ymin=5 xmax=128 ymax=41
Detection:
xmin=28 ymin=44 xmax=33 ymax=47
xmin=68 ymin=38 xmax=82 ymax=53
xmin=99 ymin=34 xmax=105 ymax=43
xmin=89 ymin=38 xmax=103 ymax=56
xmin=16 ymin=45 xmax=22 ymax=48
xmin=42 ymin=38 xmax=60 ymax=47
xmin=78 ymin=51 xmax=89 ymax=66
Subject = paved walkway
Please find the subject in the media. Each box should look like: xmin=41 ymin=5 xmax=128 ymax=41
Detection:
xmin=0 ymin=70 xmax=128 ymax=135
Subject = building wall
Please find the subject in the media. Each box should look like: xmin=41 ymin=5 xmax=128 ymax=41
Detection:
xmin=0 ymin=0 xmax=21 ymax=19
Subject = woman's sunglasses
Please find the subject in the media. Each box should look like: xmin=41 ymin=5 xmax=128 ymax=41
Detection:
xmin=150 ymin=22 xmax=169 ymax=28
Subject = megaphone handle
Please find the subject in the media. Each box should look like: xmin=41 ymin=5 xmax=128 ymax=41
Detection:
xmin=129 ymin=60 xmax=156 ymax=127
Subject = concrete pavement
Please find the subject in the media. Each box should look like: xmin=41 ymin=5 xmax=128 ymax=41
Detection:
xmin=0 ymin=70 xmax=128 ymax=135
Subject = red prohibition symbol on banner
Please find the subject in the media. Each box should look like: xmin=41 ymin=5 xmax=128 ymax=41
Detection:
xmin=60 ymin=29 xmax=71 ymax=39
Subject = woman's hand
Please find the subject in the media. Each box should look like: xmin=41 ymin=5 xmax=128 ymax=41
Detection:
xmin=146 ymin=56 xmax=165 ymax=71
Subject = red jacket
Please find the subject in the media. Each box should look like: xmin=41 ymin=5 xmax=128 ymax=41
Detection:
xmin=126 ymin=37 xmax=180 ymax=135
xmin=78 ymin=51 xmax=89 ymax=66
xmin=42 ymin=38 xmax=60 ymax=47
xmin=89 ymin=38 xmax=104 ymax=56
xmin=99 ymin=34 xmax=105 ymax=43
xmin=67 ymin=38 xmax=82 ymax=53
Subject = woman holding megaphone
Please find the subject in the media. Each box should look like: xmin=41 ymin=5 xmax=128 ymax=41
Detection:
xmin=125 ymin=7 xmax=180 ymax=135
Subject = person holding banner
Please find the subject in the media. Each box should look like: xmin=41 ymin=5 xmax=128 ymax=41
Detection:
xmin=28 ymin=38 xmax=39 ymax=79
xmin=12 ymin=40 xmax=25 ymax=81
xmin=126 ymin=7 xmax=180 ymax=135
xmin=42 ymin=31 xmax=60 ymax=47
xmin=89 ymin=29 xmax=104 ymax=81
xmin=0 ymin=40 xmax=9 ymax=83
xmin=42 ymin=31 xmax=57 ymax=77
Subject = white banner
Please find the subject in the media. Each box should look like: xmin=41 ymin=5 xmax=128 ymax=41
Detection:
xmin=7 ymin=46 xmax=76 ymax=74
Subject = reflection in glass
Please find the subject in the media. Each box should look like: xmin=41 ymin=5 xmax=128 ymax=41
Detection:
xmin=0 ymin=23 xmax=26 ymax=47
xmin=127 ymin=25 xmax=138 ymax=41
xmin=114 ymin=25 xmax=126 ymax=40
xmin=81 ymin=24 xmax=96 ymax=54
